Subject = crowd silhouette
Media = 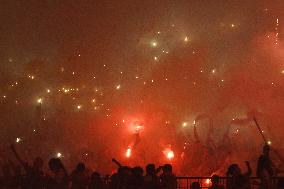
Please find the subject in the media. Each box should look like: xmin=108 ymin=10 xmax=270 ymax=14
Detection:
xmin=0 ymin=144 xmax=283 ymax=189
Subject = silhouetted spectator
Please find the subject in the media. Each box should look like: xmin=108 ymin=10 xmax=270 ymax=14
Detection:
xmin=160 ymin=164 xmax=177 ymax=189
xmin=130 ymin=166 xmax=144 ymax=189
xmin=70 ymin=163 xmax=88 ymax=189
xmin=226 ymin=162 xmax=251 ymax=189
xmin=143 ymin=164 xmax=160 ymax=189
xmin=209 ymin=175 xmax=225 ymax=189
xmin=10 ymin=144 xmax=44 ymax=189
xmin=89 ymin=172 xmax=104 ymax=189
xmin=257 ymin=145 xmax=274 ymax=189
xmin=45 ymin=158 xmax=68 ymax=189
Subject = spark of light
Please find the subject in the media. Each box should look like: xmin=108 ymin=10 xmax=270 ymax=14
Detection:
xmin=154 ymin=56 xmax=158 ymax=61
xmin=28 ymin=75 xmax=35 ymax=80
xmin=125 ymin=147 xmax=132 ymax=158
xmin=182 ymin=122 xmax=188 ymax=128
xmin=46 ymin=89 xmax=51 ymax=93
xmin=184 ymin=36 xmax=189 ymax=42
xmin=56 ymin=152 xmax=63 ymax=158
xmin=151 ymin=41 xmax=158 ymax=47
xmin=37 ymin=98 xmax=43 ymax=104
xmin=116 ymin=85 xmax=121 ymax=90
xmin=16 ymin=138 xmax=21 ymax=143
xmin=231 ymin=23 xmax=235 ymax=28
xmin=212 ymin=69 xmax=216 ymax=74
xmin=135 ymin=125 xmax=143 ymax=132
xmin=77 ymin=105 xmax=82 ymax=110
xmin=205 ymin=179 xmax=211 ymax=185
xmin=267 ymin=140 xmax=272 ymax=145
xmin=164 ymin=149 xmax=174 ymax=160
xmin=275 ymin=18 xmax=279 ymax=46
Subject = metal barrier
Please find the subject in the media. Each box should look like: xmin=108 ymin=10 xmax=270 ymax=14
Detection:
xmin=176 ymin=177 xmax=281 ymax=189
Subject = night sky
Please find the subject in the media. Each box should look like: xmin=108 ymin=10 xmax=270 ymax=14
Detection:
xmin=1 ymin=0 xmax=284 ymax=174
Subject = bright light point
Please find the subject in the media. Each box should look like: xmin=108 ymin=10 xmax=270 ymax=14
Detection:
xmin=78 ymin=54 xmax=81 ymax=57
xmin=135 ymin=125 xmax=143 ymax=132
xmin=165 ymin=78 xmax=168 ymax=81
xmin=3 ymin=95 xmax=6 ymax=98
xmin=157 ymin=31 xmax=160 ymax=34
xmin=33 ymin=129 xmax=36 ymax=132
xmin=116 ymin=85 xmax=121 ymax=90
xmin=192 ymin=51 xmax=196 ymax=54
xmin=281 ymin=70 xmax=284 ymax=74
xmin=267 ymin=140 xmax=272 ymax=145
xmin=37 ymin=98 xmax=42 ymax=104
xmin=151 ymin=41 xmax=158 ymax=47
xmin=46 ymin=89 xmax=51 ymax=93
xmin=184 ymin=36 xmax=189 ymax=42
xmin=72 ymin=72 xmax=75 ymax=75
xmin=231 ymin=23 xmax=235 ymax=28
xmin=125 ymin=147 xmax=132 ymax=158
xmin=56 ymin=152 xmax=62 ymax=158
xmin=205 ymin=179 xmax=211 ymax=185
xmin=135 ymin=76 xmax=139 ymax=79
xmin=221 ymin=79 xmax=224 ymax=82
xmin=16 ymin=138 xmax=21 ymax=143
xmin=77 ymin=105 xmax=82 ymax=110
xmin=154 ymin=56 xmax=158 ymax=61
xmin=151 ymin=79 xmax=154 ymax=83
xmin=182 ymin=122 xmax=188 ymax=127
xmin=193 ymin=120 xmax=196 ymax=125
xmin=166 ymin=150 xmax=174 ymax=160
xmin=103 ymin=64 xmax=106 ymax=67
xmin=212 ymin=69 xmax=216 ymax=74
xmin=262 ymin=130 xmax=264 ymax=133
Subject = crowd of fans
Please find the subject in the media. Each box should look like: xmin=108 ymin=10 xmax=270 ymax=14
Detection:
xmin=0 ymin=144 xmax=283 ymax=189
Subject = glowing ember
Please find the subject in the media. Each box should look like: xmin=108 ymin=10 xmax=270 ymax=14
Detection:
xmin=16 ymin=137 xmax=21 ymax=143
xmin=56 ymin=152 xmax=62 ymax=158
xmin=125 ymin=147 xmax=132 ymax=158
xmin=163 ymin=148 xmax=174 ymax=160
xmin=37 ymin=98 xmax=42 ymax=104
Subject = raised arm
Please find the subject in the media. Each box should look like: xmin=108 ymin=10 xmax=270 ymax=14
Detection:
xmin=10 ymin=144 xmax=27 ymax=170
xmin=245 ymin=161 xmax=252 ymax=176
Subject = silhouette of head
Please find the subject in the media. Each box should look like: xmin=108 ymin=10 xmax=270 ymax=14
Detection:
xmin=162 ymin=164 xmax=172 ymax=174
xmin=263 ymin=144 xmax=270 ymax=156
xmin=132 ymin=166 xmax=143 ymax=176
xmin=33 ymin=157 xmax=43 ymax=170
xmin=227 ymin=164 xmax=241 ymax=176
xmin=211 ymin=174 xmax=220 ymax=185
xmin=146 ymin=164 xmax=156 ymax=175
xmin=48 ymin=158 xmax=64 ymax=172
xmin=191 ymin=182 xmax=201 ymax=189
xmin=76 ymin=162 xmax=85 ymax=172
xmin=91 ymin=172 xmax=101 ymax=181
